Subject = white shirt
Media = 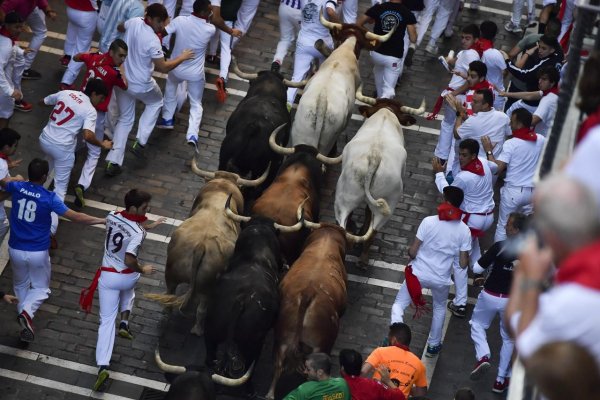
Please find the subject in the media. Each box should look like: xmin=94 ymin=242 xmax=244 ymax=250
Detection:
xmin=0 ymin=158 xmax=8 ymax=221
xmin=497 ymin=134 xmax=546 ymax=187
xmin=166 ymin=15 xmax=215 ymax=81
xmin=481 ymin=48 xmax=506 ymax=92
xmin=516 ymin=283 xmax=600 ymax=367
xmin=297 ymin=0 xmax=336 ymax=46
xmin=122 ymin=17 xmax=163 ymax=92
xmin=533 ymin=92 xmax=558 ymax=137
xmin=448 ymin=48 xmax=479 ymax=90
xmin=41 ymin=91 xmax=97 ymax=151
xmin=102 ymin=211 xmax=146 ymax=272
xmin=565 ymin=126 xmax=600 ymax=215
xmin=412 ymin=215 xmax=472 ymax=286
xmin=435 ymin=158 xmax=495 ymax=213
xmin=457 ymin=109 xmax=511 ymax=159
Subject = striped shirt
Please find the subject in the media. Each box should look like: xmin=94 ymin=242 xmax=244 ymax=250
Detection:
xmin=98 ymin=0 xmax=145 ymax=53
xmin=281 ymin=0 xmax=301 ymax=10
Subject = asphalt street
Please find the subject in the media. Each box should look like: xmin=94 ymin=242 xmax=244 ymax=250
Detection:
xmin=0 ymin=0 xmax=537 ymax=398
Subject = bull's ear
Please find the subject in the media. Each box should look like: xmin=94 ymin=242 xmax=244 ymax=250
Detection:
xmin=398 ymin=115 xmax=417 ymax=126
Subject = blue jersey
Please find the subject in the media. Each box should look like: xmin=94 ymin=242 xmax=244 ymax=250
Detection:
xmin=6 ymin=181 xmax=69 ymax=251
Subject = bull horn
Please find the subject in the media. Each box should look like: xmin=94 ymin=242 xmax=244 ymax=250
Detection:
xmin=155 ymin=348 xmax=186 ymax=375
xmin=345 ymin=225 xmax=375 ymax=243
xmin=316 ymin=151 xmax=343 ymax=165
xmin=211 ymin=362 xmax=255 ymax=386
xmin=319 ymin=8 xmax=342 ymax=31
xmin=224 ymin=194 xmax=251 ymax=223
xmin=236 ymin=163 xmax=271 ymax=187
xmin=191 ymin=155 xmax=216 ymax=179
xmin=269 ymin=124 xmax=295 ymax=155
xmin=298 ymin=201 xmax=322 ymax=230
xmin=282 ymin=78 xmax=308 ymax=88
xmin=232 ymin=58 xmax=258 ymax=80
xmin=355 ymin=84 xmax=377 ymax=105
xmin=365 ymin=24 xmax=396 ymax=43
xmin=273 ymin=219 xmax=304 ymax=233
xmin=400 ymin=99 xmax=427 ymax=115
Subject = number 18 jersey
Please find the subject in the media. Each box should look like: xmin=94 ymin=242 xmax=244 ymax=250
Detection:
xmin=40 ymin=90 xmax=97 ymax=151
xmin=102 ymin=211 xmax=146 ymax=272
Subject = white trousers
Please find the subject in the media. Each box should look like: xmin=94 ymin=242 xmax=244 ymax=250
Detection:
xmin=434 ymin=101 xmax=456 ymax=161
xmin=558 ymin=0 xmax=576 ymax=41
xmin=232 ymin=0 xmax=261 ymax=48
xmin=416 ymin=0 xmax=439 ymax=46
xmin=287 ymin=38 xmax=331 ymax=104
xmin=39 ymin=136 xmax=74 ymax=235
xmin=63 ymin=8 xmax=98 ymax=85
xmin=425 ymin=0 xmax=457 ymax=46
xmin=391 ymin=277 xmax=450 ymax=346
xmin=495 ymin=185 xmax=534 ymax=242
xmin=510 ymin=0 xmax=536 ymax=26
xmin=274 ymin=4 xmax=302 ymax=64
xmin=106 ymin=82 xmax=163 ymax=166
xmin=96 ymin=1 xmax=110 ymax=34
xmin=0 ymin=218 xmax=9 ymax=243
xmin=208 ymin=21 xmax=234 ymax=80
xmin=9 ymin=247 xmax=52 ymax=318
xmin=95 ymin=270 xmax=140 ymax=366
xmin=470 ymin=290 xmax=514 ymax=378
xmin=162 ymin=71 xmax=205 ymax=140
xmin=339 ymin=0 xmax=358 ymax=24
xmin=452 ymin=212 xmax=494 ymax=307
xmin=0 ymin=94 xmax=15 ymax=119
xmin=77 ymin=111 xmax=106 ymax=190
xmin=370 ymin=51 xmax=402 ymax=99
xmin=24 ymin=8 xmax=47 ymax=70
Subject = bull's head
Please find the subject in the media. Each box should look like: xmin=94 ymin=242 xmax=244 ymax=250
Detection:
xmin=191 ymin=156 xmax=270 ymax=187
xmin=155 ymin=348 xmax=254 ymax=387
xmin=224 ymin=194 xmax=304 ymax=233
xmin=355 ymin=85 xmax=426 ymax=126
xmin=319 ymin=10 xmax=396 ymax=57
xmin=269 ymin=124 xmax=342 ymax=165
xmin=232 ymin=58 xmax=308 ymax=88
xmin=295 ymin=204 xmax=374 ymax=244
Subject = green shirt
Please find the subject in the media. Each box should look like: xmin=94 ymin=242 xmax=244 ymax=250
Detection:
xmin=283 ymin=378 xmax=350 ymax=400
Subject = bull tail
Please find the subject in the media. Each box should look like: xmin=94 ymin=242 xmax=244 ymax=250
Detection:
xmin=144 ymin=292 xmax=185 ymax=307
xmin=364 ymin=157 xmax=390 ymax=217
xmin=281 ymin=292 xmax=313 ymax=374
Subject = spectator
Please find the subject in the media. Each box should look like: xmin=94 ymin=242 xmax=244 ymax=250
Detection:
xmin=506 ymin=174 xmax=600 ymax=366
xmin=421 ymin=0 xmax=462 ymax=55
xmin=504 ymin=0 xmax=536 ymax=33
xmin=361 ymin=323 xmax=427 ymax=397
xmin=339 ymin=348 xmax=405 ymax=400
xmin=0 ymin=127 xmax=21 ymax=243
xmin=283 ymin=353 xmax=350 ymax=400
xmin=0 ymin=12 xmax=26 ymax=126
xmin=507 ymin=18 xmax=561 ymax=59
xmin=453 ymin=387 xmax=475 ymax=400
xmin=478 ymin=21 xmax=507 ymax=111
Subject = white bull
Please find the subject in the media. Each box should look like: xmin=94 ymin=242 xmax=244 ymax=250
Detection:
xmin=290 ymin=14 xmax=394 ymax=155
xmin=334 ymin=98 xmax=425 ymax=264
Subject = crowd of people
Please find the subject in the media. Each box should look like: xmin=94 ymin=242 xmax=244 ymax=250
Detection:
xmin=0 ymin=0 xmax=598 ymax=398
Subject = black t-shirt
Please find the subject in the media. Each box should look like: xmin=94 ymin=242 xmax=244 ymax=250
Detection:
xmin=478 ymin=241 xmax=515 ymax=295
xmin=401 ymin=0 xmax=424 ymax=11
xmin=365 ymin=2 xmax=417 ymax=59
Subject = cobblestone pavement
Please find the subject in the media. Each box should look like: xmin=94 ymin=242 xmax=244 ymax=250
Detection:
xmin=0 ymin=0 xmax=538 ymax=398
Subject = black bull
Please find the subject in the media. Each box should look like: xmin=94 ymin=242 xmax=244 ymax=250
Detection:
xmin=218 ymin=71 xmax=291 ymax=193
xmin=204 ymin=216 xmax=283 ymax=380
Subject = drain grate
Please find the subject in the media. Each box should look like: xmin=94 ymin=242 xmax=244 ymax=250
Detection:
xmin=138 ymin=387 xmax=166 ymax=400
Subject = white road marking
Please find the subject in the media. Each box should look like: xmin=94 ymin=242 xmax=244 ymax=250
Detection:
xmin=0 ymin=344 xmax=169 ymax=392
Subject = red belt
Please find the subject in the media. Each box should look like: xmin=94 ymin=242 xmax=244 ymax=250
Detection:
xmin=80 ymin=266 xmax=136 ymax=313
xmin=484 ymin=289 xmax=509 ymax=298
xmin=462 ymin=210 xmax=494 ymax=238
xmin=100 ymin=266 xmax=135 ymax=274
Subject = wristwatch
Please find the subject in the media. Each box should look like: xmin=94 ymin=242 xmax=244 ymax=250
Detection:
xmin=486 ymin=151 xmax=493 ymax=156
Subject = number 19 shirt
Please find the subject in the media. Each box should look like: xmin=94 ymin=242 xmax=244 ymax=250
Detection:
xmin=5 ymin=181 xmax=69 ymax=251
xmin=102 ymin=211 xmax=146 ymax=272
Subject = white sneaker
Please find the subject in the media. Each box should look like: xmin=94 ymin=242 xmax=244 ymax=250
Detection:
xmin=470 ymin=1 xmax=479 ymax=11
xmin=504 ymin=21 xmax=523 ymax=34
xmin=425 ymin=43 xmax=438 ymax=55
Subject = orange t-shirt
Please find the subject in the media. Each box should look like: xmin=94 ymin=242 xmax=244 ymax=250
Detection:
xmin=365 ymin=346 xmax=427 ymax=398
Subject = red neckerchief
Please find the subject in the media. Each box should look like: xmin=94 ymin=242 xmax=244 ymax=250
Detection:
xmin=472 ymin=38 xmax=493 ymax=57
xmin=404 ymin=266 xmax=430 ymax=319
xmin=576 ymin=105 xmax=600 ymax=144
xmin=118 ymin=210 xmax=148 ymax=223
xmin=471 ymin=79 xmax=493 ymax=92
xmin=512 ymin=127 xmax=537 ymax=142
xmin=0 ymin=153 xmax=9 ymax=161
xmin=192 ymin=12 xmax=209 ymax=22
xmin=144 ymin=18 xmax=163 ymax=41
xmin=555 ymin=238 xmax=600 ymax=290
xmin=0 ymin=27 xmax=17 ymax=45
xmin=461 ymin=157 xmax=485 ymax=176
xmin=437 ymin=202 xmax=463 ymax=221
xmin=542 ymin=86 xmax=559 ymax=96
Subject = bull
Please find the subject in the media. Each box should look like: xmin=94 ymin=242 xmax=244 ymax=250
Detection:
xmin=218 ymin=59 xmax=306 ymax=197
xmin=251 ymin=124 xmax=341 ymax=265
xmin=289 ymin=12 xmax=394 ymax=155
xmin=266 ymin=216 xmax=373 ymax=398
xmin=145 ymin=157 xmax=269 ymax=335
xmin=335 ymin=97 xmax=426 ymax=265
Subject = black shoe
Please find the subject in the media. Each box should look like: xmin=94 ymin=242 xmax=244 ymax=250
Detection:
xmin=118 ymin=322 xmax=134 ymax=340
xmin=129 ymin=140 xmax=146 ymax=159
xmin=404 ymin=47 xmax=415 ymax=67
xmin=74 ymin=184 xmax=85 ymax=208
xmin=22 ymin=69 xmax=42 ymax=80
xmin=17 ymin=312 xmax=35 ymax=342
xmin=105 ymin=162 xmax=122 ymax=177
xmin=271 ymin=61 xmax=281 ymax=73
xmin=93 ymin=366 xmax=110 ymax=391
xmin=447 ymin=301 xmax=466 ymax=318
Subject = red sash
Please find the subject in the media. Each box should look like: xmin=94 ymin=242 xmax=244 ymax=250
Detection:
xmin=79 ymin=267 xmax=136 ymax=313
xmin=404 ymin=266 xmax=430 ymax=319
xmin=427 ymin=87 xmax=454 ymax=120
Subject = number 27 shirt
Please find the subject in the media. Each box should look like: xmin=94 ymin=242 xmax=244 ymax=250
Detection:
xmin=102 ymin=211 xmax=146 ymax=272
xmin=5 ymin=181 xmax=69 ymax=251
xmin=40 ymin=90 xmax=97 ymax=152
